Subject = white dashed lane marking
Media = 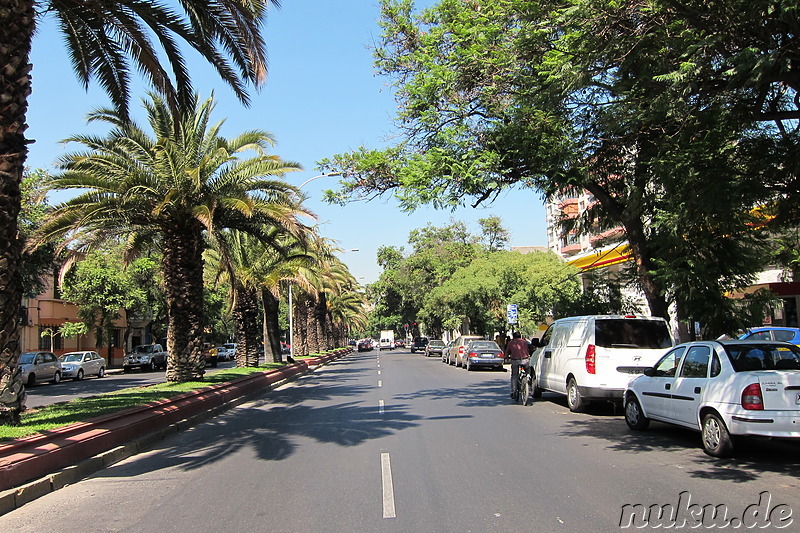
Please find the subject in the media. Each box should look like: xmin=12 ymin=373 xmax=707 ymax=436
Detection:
xmin=381 ymin=453 xmax=396 ymax=518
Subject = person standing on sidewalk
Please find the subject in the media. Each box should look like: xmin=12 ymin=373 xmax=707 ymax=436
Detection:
xmin=505 ymin=331 xmax=530 ymax=400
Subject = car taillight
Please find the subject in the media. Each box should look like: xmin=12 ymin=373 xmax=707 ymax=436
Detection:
xmin=585 ymin=344 xmax=596 ymax=374
xmin=741 ymin=383 xmax=764 ymax=410
xmin=459 ymin=346 xmax=465 ymax=354
xmin=468 ymin=351 xmax=478 ymax=357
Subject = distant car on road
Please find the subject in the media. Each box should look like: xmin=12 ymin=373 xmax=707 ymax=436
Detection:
xmin=59 ymin=351 xmax=106 ymax=380
xmin=425 ymin=339 xmax=446 ymax=357
xmin=463 ymin=340 xmax=505 ymax=371
xmin=357 ymin=339 xmax=373 ymax=352
xmin=17 ymin=351 xmax=62 ymax=386
xmin=410 ymin=337 xmax=428 ymax=353
xmin=445 ymin=335 xmax=484 ymax=366
xmin=624 ymin=339 xmax=800 ymax=457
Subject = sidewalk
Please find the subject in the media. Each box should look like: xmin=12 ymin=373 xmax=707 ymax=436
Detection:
xmin=0 ymin=349 xmax=351 ymax=516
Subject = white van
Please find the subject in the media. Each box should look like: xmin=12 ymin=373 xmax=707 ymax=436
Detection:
xmin=531 ymin=315 xmax=673 ymax=412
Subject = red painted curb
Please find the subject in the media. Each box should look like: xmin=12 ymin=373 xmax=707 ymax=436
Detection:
xmin=0 ymin=349 xmax=351 ymax=492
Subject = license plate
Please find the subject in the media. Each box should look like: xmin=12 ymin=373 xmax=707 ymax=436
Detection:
xmin=481 ymin=353 xmax=494 ymax=358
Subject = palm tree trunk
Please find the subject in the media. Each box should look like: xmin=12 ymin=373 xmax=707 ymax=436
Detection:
xmin=233 ymin=284 xmax=260 ymax=367
xmin=0 ymin=0 xmax=35 ymax=425
xmin=261 ymin=288 xmax=283 ymax=363
xmin=163 ymin=224 xmax=206 ymax=381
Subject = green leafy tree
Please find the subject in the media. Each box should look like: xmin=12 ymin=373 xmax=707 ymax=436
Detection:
xmin=321 ymin=0 xmax=773 ymax=338
xmin=0 ymin=0 xmax=279 ymax=425
xmin=478 ymin=216 xmax=509 ymax=252
xmin=60 ymin=247 xmax=149 ymax=359
xmin=33 ymin=94 xmax=303 ymax=382
xmin=369 ymin=221 xmax=480 ymax=338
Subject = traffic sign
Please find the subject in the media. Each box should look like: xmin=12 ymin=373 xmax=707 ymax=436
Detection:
xmin=507 ymin=304 xmax=518 ymax=324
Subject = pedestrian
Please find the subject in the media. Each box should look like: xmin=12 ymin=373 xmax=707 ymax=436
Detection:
xmin=505 ymin=331 xmax=530 ymax=400
xmin=495 ymin=334 xmax=507 ymax=351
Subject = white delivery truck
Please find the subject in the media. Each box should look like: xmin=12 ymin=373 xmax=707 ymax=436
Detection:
xmin=379 ymin=330 xmax=395 ymax=351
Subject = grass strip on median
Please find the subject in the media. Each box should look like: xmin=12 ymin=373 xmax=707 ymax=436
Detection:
xmin=0 ymin=363 xmax=290 ymax=442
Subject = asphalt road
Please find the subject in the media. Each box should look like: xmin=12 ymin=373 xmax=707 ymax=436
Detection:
xmin=24 ymin=360 xmax=238 ymax=408
xmin=3 ymin=349 xmax=799 ymax=532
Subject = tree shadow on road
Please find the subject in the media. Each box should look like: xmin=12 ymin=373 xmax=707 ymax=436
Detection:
xmin=97 ymin=364 xmax=423 ymax=478
xmin=557 ymin=414 xmax=800 ymax=482
xmin=394 ymin=378 xmax=511 ymax=408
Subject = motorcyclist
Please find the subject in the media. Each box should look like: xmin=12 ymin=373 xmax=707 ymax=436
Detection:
xmin=505 ymin=331 xmax=530 ymax=400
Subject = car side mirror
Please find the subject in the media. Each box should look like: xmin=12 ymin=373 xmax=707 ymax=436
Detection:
xmin=643 ymin=367 xmax=656 ymax=377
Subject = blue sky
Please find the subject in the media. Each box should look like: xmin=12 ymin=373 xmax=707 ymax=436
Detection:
xmin=26 ymin=0 xmax=547 ymax=284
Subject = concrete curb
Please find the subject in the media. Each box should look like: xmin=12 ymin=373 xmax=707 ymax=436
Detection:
xmin=0 ymin=349 xmax=350 ymax=516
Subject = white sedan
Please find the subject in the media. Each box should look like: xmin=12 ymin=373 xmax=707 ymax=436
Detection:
xmin=623 ymin=340 xmax=800 ymax=457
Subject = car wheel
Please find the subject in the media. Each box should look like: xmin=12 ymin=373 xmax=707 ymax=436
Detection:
xmin=123 ymin=366 xmax=130 ymax=373
xmin=146 ymin=360 xmax=155 ymax=372
xmin=624 ymin=395 xmax=650 ymax=430
xmin=531 ymin=377 xmax=542 ymax=399
xmin=702 ymin=412 xmax=734 ymax=458
xmin=75 ymin=369 xmax=84 ymax=381
xmin=52 ymin=371 xmax=61 ymax=384
xmin=566 ymin=377 xmax=586 ymax=413
xmin=98 ymin=367 xmax=105 ymax=378
xmin=27 ymin=373 xmax=36 ymax=387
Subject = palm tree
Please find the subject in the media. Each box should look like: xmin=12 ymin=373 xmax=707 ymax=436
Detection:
xmin=0 ymin=0 xmax=278 ymax=423
xmin=32 ymin=93 xmax=303 ymax=382
xmin=290 ymin=245 xmax=364 ymax=355
xmin=206 ymin=227 xmax=316 ymax=367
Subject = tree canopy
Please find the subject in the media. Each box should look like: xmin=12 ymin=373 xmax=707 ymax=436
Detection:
xmin=320 ymin=0 xmax=796 ymax=336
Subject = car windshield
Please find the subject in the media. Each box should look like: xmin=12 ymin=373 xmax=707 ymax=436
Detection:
xmin=19 ymin=353 xmax=36 ymax=364
xmin=594 ymin=319 xmax=672 ymax=349
xmin=224 ymin=344 xmax=236 ymax=350
xmin=135 ymin=346 xmax=154 ymax=353
xmin=61 ymin=353 xmax=84 ymax=362
xmin=469 ymin=341 xmax=499 ymax=350
xmin=429 ymin=341 xmax=445 ymax=347
xmin=724 ymin=343 xmax=800 ymax=371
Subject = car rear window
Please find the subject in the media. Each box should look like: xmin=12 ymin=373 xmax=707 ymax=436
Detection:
xmin=594 ymin=319 xmax=672 ymax=349
xmin=469 ymin=341 xmax=499 ymax=350
xmin=724 ymin=343 xmax=800 ymax=371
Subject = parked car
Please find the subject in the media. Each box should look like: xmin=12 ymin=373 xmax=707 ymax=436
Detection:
xmin=624 ymin=340 xmax=800 ymax=457
xmin=59 ymin=351 xmax=106 ymax=380
xmin=530 ymin=315 xmax=674 ymax=412
xmin=123 ymin=344 xmax=168 ymax=372
xmin=394 ymin=339 xmax=406 ymax=349
xmin=425 ymin=339 xmax=446 ymax=357
xmin=17 ymin=351 xmax=62 ymax=386
xmin=214 ymin=346 xmax=231 ymax=362
xmin=410 ymin=337 xmax=429 ymax=353
xmin=463 ymin=340 xmax=505 ymax=371
xmin=445 ymin=335 xmax=485 ymax=366
xmin=223 ymin=343 xmax=238 ymax=359
xmin=740 ymin=327 xmax=800 ymax=346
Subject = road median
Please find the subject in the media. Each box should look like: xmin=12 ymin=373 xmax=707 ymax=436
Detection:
xmin=0 ymin=348 xmax=351 ymax=515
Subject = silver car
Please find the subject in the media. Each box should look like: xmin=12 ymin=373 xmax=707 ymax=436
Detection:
xmin=59 ymin=351 xmax=107 ymax=380
xmin=18 ymin=351 xmax=63 ymax=386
